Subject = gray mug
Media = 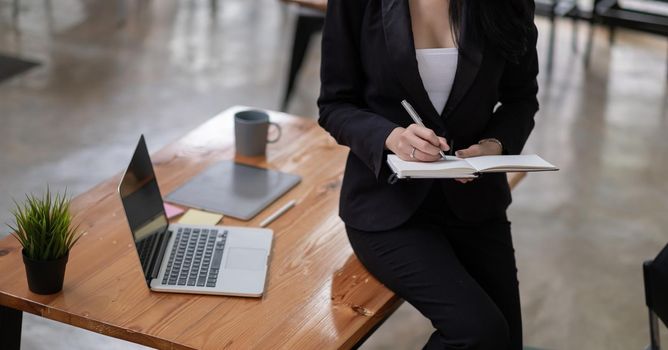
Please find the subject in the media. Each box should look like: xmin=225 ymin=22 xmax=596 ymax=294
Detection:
xmin=234 ymin=110 xmax=282 ymax=156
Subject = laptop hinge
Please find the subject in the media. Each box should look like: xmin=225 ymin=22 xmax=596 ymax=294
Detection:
xmin=145 ymin=229 xmax=172 ymax=283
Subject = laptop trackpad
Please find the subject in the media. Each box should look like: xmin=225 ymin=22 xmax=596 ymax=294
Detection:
xmin=225 ymin=248 xmax=267 ymax=270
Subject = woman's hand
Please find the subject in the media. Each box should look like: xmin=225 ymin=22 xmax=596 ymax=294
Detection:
xmin=453 ymin=139 xmax=503 ymax=183
xmin=385 ymin=125 xmax=449 ymax=162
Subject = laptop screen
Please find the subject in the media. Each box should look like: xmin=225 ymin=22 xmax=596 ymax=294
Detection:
xmin=118 ymin=135 xmax=168 ymax=247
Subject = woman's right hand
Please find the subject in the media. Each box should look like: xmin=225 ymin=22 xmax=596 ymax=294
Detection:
xmin=385 ymin=124 xmax=449 ymax=162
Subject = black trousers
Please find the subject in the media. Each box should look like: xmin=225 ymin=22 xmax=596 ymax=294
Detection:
xmin=346 ymin=186 xmax=522 ymax=350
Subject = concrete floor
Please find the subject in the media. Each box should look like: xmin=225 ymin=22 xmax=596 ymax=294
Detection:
xmin=1 ymin=0 xmax=668 ymax=349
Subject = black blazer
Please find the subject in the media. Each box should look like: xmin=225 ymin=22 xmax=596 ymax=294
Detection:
xmin=317 ymin=0 xmax=539 ymax=232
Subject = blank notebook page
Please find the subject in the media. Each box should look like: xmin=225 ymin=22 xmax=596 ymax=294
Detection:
xmin=465 ymin=155 xmax=556 ymax=171
xmin=388 ymin=155 xmax=472 ymax=171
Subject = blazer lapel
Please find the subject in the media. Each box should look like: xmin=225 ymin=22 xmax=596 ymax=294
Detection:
xmin=441 ymin=11 xmax=483 ymax=119
xmin=381 ymin=0 xmax=444 ymax=130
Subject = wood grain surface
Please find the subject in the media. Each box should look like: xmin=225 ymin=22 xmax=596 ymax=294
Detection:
xmin=0 ymin=106 xmax=400 ymax=350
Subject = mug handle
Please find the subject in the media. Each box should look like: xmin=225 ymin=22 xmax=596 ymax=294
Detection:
xmin=267 ymin=122 xmax=282 ymax=143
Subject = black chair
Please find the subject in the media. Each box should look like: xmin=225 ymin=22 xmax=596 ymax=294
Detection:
xmin=535 ymin=0 xmax=581 ymax=73
xmin=281 ymin=6 xmax=325 ymax=112
xmin=643 ymin=242 xmax=668 ymax=350
xmin=585 ymin=0 xmax=668 ymax=76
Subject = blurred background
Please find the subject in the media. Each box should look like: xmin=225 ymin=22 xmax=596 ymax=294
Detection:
xmin=1 ymin=0 xmax=667 ymax=349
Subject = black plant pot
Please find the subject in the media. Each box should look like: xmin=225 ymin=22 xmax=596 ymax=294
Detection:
xmin=22 ymin=250 xmax=69 ymax=295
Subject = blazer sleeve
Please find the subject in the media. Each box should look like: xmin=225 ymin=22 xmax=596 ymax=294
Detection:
xmin=480 ymin=24 xmax=540 ymax=155
xmin=317 ymin=0 xmax=399 ymax=178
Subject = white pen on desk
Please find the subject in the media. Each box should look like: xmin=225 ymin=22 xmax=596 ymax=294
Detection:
xmin=400 ymin=100 xmax=449 ymax=159
xmin=259 ymin=199 xmax=297 ymax=228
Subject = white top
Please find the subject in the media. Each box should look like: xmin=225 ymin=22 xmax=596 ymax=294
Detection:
xmin=415 ymin=48 xmax=458 ymax=115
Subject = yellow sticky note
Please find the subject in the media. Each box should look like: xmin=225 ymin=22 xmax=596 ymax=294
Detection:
xmin=178 ymin=209 xmax=223 ymax=225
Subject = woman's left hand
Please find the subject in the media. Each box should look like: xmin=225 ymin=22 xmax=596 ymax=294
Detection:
xmin=453 ymin=140 xmax=503 ymax=184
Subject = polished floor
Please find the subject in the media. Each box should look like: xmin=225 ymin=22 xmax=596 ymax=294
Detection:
xmin=1 ymin=0 xmax=667 ymax=349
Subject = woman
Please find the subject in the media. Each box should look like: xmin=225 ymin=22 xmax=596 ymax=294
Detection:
xmin=318 ymin=0 xmax=538 ymax=349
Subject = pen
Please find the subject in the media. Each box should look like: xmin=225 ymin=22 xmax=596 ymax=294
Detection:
xmin=400 ymin=100 xmax=448 ymax=159
xmin=259 ymin=199 xmax=297 ymax=227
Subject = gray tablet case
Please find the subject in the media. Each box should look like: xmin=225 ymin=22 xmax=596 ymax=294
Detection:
xmin=165 ymin=161 xmax=301 ymax=220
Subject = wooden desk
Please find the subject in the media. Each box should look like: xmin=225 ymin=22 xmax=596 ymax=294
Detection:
xmin=0 ymin=106 xmax=400 ymax=350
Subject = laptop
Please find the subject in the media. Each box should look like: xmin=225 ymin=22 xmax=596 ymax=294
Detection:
xmin=118 ymin=135 xmax=273 ymax=297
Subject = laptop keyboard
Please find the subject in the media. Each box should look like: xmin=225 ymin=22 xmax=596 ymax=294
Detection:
xmin=161 ymin=227 xmax=228 ymax=288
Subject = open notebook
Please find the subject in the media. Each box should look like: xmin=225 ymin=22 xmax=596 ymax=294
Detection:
xmin=387 ymin=154 xmax=558 ymax=179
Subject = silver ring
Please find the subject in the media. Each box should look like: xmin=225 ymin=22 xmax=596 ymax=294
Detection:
xmin=410 ymin=147 xmax=416 ymax=159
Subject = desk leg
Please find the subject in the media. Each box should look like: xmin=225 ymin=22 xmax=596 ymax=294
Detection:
xmin=0 ymin=305 xmax=22 ymax=350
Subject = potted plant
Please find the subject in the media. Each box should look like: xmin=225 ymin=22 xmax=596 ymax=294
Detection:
xmin=7 ymin=188 xmax=83 ymax=294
